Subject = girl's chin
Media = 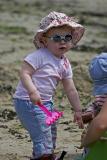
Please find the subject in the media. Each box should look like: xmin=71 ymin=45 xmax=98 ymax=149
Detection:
xmin=55 ymin=53 xmax=65 ymax=58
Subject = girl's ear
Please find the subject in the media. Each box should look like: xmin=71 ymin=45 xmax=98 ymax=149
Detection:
xmin=40 ymin=35 xmax=48 ymax=47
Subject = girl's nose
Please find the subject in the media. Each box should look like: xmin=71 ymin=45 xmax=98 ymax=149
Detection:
xmin=60 ymin=39 xmax=66 ymax=43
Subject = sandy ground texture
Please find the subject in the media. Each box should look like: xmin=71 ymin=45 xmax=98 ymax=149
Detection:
xmin=0 ymin=0 xmax=107 ymax=160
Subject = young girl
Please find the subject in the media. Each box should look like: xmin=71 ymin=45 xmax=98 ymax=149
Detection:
xmin=13 ymin=11 xmax=85 ymax=160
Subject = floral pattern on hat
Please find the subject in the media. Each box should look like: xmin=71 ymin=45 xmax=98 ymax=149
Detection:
xmin=39 ymin=12 xmax=76 ymax=29
xmin=33 ymin=11 xmax=85 ymax=48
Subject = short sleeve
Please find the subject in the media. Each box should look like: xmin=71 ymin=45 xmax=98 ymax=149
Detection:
xmin=62 ymin=58 xmax=73 ymax=79
xmin=24 ymin=50 xmax=42 ymax=70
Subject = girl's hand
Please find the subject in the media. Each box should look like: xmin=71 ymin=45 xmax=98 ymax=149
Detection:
xmin=29 ymin=91 xmax=42 ymax=104
xmin=74 ymin=111 xmax=84 ymax=129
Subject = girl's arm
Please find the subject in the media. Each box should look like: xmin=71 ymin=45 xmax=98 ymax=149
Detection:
xmin=62 ymin=78 xmax=84 ymax=128
xmin=81 ymin=99 xmax=107 ymax=147
xmin=62 ymin=78 xmax=81 ymax=112
xmin=20 ymin=61 xmax=41 ymax=104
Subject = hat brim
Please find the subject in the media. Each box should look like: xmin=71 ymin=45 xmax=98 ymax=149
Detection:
xmin=34 ymin=22 xmax=85 ymax=48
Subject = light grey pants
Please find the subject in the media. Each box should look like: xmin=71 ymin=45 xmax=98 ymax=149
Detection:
xmin=14 ymin=99 xmax=57 ymax=158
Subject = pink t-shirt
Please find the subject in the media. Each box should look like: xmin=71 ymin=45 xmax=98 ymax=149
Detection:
xmin=14 ymin=48 xmax=73 ymax=101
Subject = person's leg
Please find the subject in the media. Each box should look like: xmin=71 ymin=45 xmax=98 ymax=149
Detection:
xmin=14 ymin=99 xmax=54 ymax=159
xmin=44 ymin=102 xmax=57 ymax=149
xmin=51 ymin=122 xmax=57 ymax=149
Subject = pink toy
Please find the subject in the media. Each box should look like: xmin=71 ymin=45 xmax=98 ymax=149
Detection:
xmin=37 ymin=103 xmax=63 ymax=125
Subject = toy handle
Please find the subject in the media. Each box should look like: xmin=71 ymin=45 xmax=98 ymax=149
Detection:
xmin=37 ymin=103 xmax=63 ymax=126
xmin=37 ymin=103 xmax=52 ymax=117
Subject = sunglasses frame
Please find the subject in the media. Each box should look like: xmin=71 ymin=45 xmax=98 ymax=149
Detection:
xmin=47 ymin=34 xmax=72 ymax=42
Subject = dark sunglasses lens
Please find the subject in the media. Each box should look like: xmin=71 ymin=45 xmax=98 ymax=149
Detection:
xmin=65 ymin=35 xmax=72 ymax=42
xmin=53 ymin=35 xmax=61 ymax=42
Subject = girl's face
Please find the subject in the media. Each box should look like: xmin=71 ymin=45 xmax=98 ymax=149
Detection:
xmin=43 ymin=26 xmax=74 ymax=58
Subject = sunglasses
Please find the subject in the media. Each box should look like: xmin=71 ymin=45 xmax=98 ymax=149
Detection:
xmin=46 ymin=34 xmax=72 ymax=42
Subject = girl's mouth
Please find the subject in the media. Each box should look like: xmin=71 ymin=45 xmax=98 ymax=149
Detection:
xmin=59 ymin=46 xmax=66 ymax=50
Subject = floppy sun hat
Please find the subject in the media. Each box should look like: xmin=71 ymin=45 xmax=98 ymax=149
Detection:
xmin=89 ymin=52 xmax=107 ymax=95
xmin=33 ymin=11 xmax=85 ymax=48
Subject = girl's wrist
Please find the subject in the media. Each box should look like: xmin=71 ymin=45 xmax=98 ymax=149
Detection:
xmin=28 ymin=89 xmax=38 ymax=95
xmin=74 ymin=109 xmax=82 ymax=112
